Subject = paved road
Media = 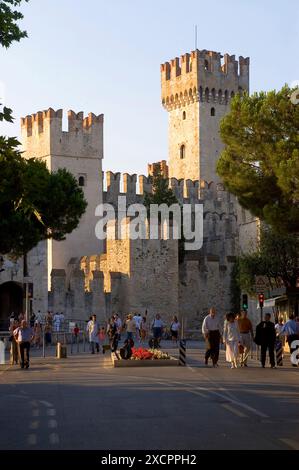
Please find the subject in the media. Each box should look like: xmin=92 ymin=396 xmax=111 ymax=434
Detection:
xmin=0 ymin=343 xmax=298 ymax=450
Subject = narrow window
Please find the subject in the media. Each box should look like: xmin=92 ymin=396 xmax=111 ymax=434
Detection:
xmin=180 ymin=144 xmax=185 ymax=159
xmin=182 ymin=111 xmax=186 ymax=120
xmin=204 ymin=59 xmax=209 ymax=71
xmin=78 ymin=176 xmax=85 ymax=187
xmin=211 ymin=107 xmax=215 ymax=116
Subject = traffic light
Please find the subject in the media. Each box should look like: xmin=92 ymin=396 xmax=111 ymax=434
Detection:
xmin=242 ymin=294 xmax=248 ymax=310
xmin=259 ymin=293 xmax=264 ymax=308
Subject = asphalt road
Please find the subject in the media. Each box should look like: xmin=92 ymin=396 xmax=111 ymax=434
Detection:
xmin=0 ymin=342 xmax=298 ymax=450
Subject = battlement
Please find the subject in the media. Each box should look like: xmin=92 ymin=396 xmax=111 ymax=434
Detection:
xmin=103 ymin=171 xmax=235 ymax=214
xmin=161 ymin=49 xmax=249 ymax=110
xmin=21 ymin=108 xmax=104 ymax=160
xmin=21 ymin=107 xmax=103 ymax=137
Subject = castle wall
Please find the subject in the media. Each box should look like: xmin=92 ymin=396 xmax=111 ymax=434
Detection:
xmin=21 ymin=108 xmax=104 ymax=301
xmin=161 ymin=49 xmax=250 ymax=183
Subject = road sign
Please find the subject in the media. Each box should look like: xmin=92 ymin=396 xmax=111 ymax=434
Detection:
xmin=254 ymin=276 xmax=270 ymax=293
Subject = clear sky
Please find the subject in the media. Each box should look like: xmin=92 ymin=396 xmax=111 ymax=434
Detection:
xmin=1 ymin=0 xmax=298 ymax=176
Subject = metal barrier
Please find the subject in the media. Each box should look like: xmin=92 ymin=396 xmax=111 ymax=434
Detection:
xmin=41 ymin=330 xmax=88 ymax=358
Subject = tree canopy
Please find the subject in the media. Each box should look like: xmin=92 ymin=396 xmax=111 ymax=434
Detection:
xmin=0 ymin=144 xmax=87 ymax=257
xmin=217 ymin=86 xmax=299 ymax=233
xmin=236 ymin=226 xmax=299 ymax=296
xmin=0 ymin=0 xmax=87 ymax=258
xmin=0 ymin=0 xmax=28 ymax=47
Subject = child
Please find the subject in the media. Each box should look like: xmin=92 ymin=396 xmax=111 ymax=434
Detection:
xmin=98 ymin=326 xmax=106 ymax=342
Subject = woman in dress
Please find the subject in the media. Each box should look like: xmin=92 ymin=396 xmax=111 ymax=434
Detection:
xmin=223 ymin=313 xmax=241 ymax=368
xmin=170 ymin=316 xmax=180 ymax=345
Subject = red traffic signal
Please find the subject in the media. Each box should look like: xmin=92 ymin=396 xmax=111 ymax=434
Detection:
xmin=258 ymin=293 xmax=264 ymax=308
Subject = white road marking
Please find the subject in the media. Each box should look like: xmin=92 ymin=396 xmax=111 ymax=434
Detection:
xmin=29 ymin=421 xmax=39 ymax=430
xmin=279 ymin=438 xmax=299 ymax=450
xmin=49 ymin=433 xmax=60 ymax=444
xmin=48 ymin=419 xmax=57 ymax=429
xmin=32 ymin=409 xmax=40 ymax=417
xmin=188 ymin=390 xmax=207 ymax=398
xmin=222 ymin=403 xmax=248 ymax=418
xmin=27 ymin=434 xmax=37 ymax=445
xmin=47 ymin=408 xmax=56 ymax=416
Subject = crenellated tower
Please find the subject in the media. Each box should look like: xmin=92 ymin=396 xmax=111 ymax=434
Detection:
xmin=161 ymin=49 xmax=249 ymax=182
xmin=21 ymin=108 xmax=104 ymax=289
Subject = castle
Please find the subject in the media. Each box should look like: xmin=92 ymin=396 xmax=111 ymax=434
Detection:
xmin=0 ymin=48 xmax=259 ymax=329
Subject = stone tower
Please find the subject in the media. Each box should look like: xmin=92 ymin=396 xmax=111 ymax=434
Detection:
xmin=21 ymin=108 xmax=104 ymax=289
xmin=161 ymin=49 xmax=249 ymax=182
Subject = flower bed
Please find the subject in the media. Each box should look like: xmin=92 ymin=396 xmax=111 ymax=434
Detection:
xmin=131 ymin=347 xmax=171 ymax=361
xmin=111 ymin=347 xmax=179 ymax=367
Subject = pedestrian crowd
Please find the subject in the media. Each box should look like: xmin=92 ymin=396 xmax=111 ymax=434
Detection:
xmin=85 ymin=312 xmax=181 ymax=355
xmin=202 ymin=308 xmax=299 ymax=368
xmin=5 ymin=307 xmax=299 ymax=369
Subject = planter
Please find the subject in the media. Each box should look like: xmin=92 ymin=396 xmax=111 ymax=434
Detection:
xmin=111 ymin=352 xmax=180 ymax=367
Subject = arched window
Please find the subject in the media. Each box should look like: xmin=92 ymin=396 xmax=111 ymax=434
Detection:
xmin=205 ymin=87 xmax=209 ymax=102
xmin=180 ymin=144 xmax=185 ymax=159
xmin=211 ymin=88 xmax=216 ymax=102
xmin=78 ymin=176 xmax=85 ymax=187
xmin=182 ymin=111 xmax=186 ymax=120
xmin=231 ymin=91 xmax=235 ymax=99
xmin=211 ymin=107 xmax=215 ymax=116
xmin=199 ymin=86 xmax=203 ymax=102
xmin=204 ymin=59 xmax=209 ymax=71
xmin=224 ymin=90 xmax=228 ymax=104
xmin=218 ymin=89 xmax=222 ymax=104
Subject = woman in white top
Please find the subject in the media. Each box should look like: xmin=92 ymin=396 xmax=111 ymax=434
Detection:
xmin=170 ymin=316 xmax=180 ymax=345
xmin=223 ymin=313 xmax=241 ymax=368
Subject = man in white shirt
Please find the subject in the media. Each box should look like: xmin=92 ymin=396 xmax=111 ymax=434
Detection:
xmin=201 ymin=307 xmax=222 ymax=367
xmin=86 ymin=314 xmax=100 ymax=354
xmin=133 ymin=314 xmax=142 ymax=341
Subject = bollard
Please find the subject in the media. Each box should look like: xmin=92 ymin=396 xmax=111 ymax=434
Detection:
xmin=0 ymin=339 xmax=5 ymax=365
xmin=70 ymin=334 xmax=73 ymax=355
xmin=179 ymin=339 xmax=186 ymax=366
xmin=42 ymin=331 xmax=45 ymax=358
xmin=56 ymin=342 xmax=67 ymax=359
xmin=276 ymin=340 xmax=283 ymax=366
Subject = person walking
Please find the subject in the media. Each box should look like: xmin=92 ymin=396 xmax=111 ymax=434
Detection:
xmin=133 ymin=313 xmax=142 ymax=342
xmin=86 ymin=314 xmax=100 ymax=354
xmin=125 ymin=314 xmax=135 ymax=341
xmin=255 ymin=313 xmax=276 ymax=368
xmin=151 ymin=314 xmax=164 ymax=347
xmin=170 ymin=316 xmax=180 ymax=345
xmin=140 ymin=316 xmax=148 ymax=343
xmin=238 ymin=310 xmax=254 ymax=367
xmin=9 ymin=319 xmax=19 ymax=365
xmin=13 ymin=320 xmax=34 ymax=369
xmin=33 ymin=322 xmax=42 ymax=349
xmin=202 ymin=308 xmax=222 ymax=367
xmin=223 ymin=313 xmax=241 ymax=368
xmin=44 ymin=322 xmax=52 ymax=346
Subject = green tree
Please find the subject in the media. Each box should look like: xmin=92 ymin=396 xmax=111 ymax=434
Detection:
xmin=217 ymin=86 xmax=299 ymax=233
xmin=143 ymin=168 xmax=186 ymax=262
xmin=236 ymin=227 xmax=299 ymax=303
xmin=0 ymin=0 xmax=87 ymax=258
xmin=0 ymin=146 xmax=87 ymax=257
xmin=144 ymin=167 xmax=178 ymax=209
xmin=0 ymin=0 xmax=28 ymax=47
